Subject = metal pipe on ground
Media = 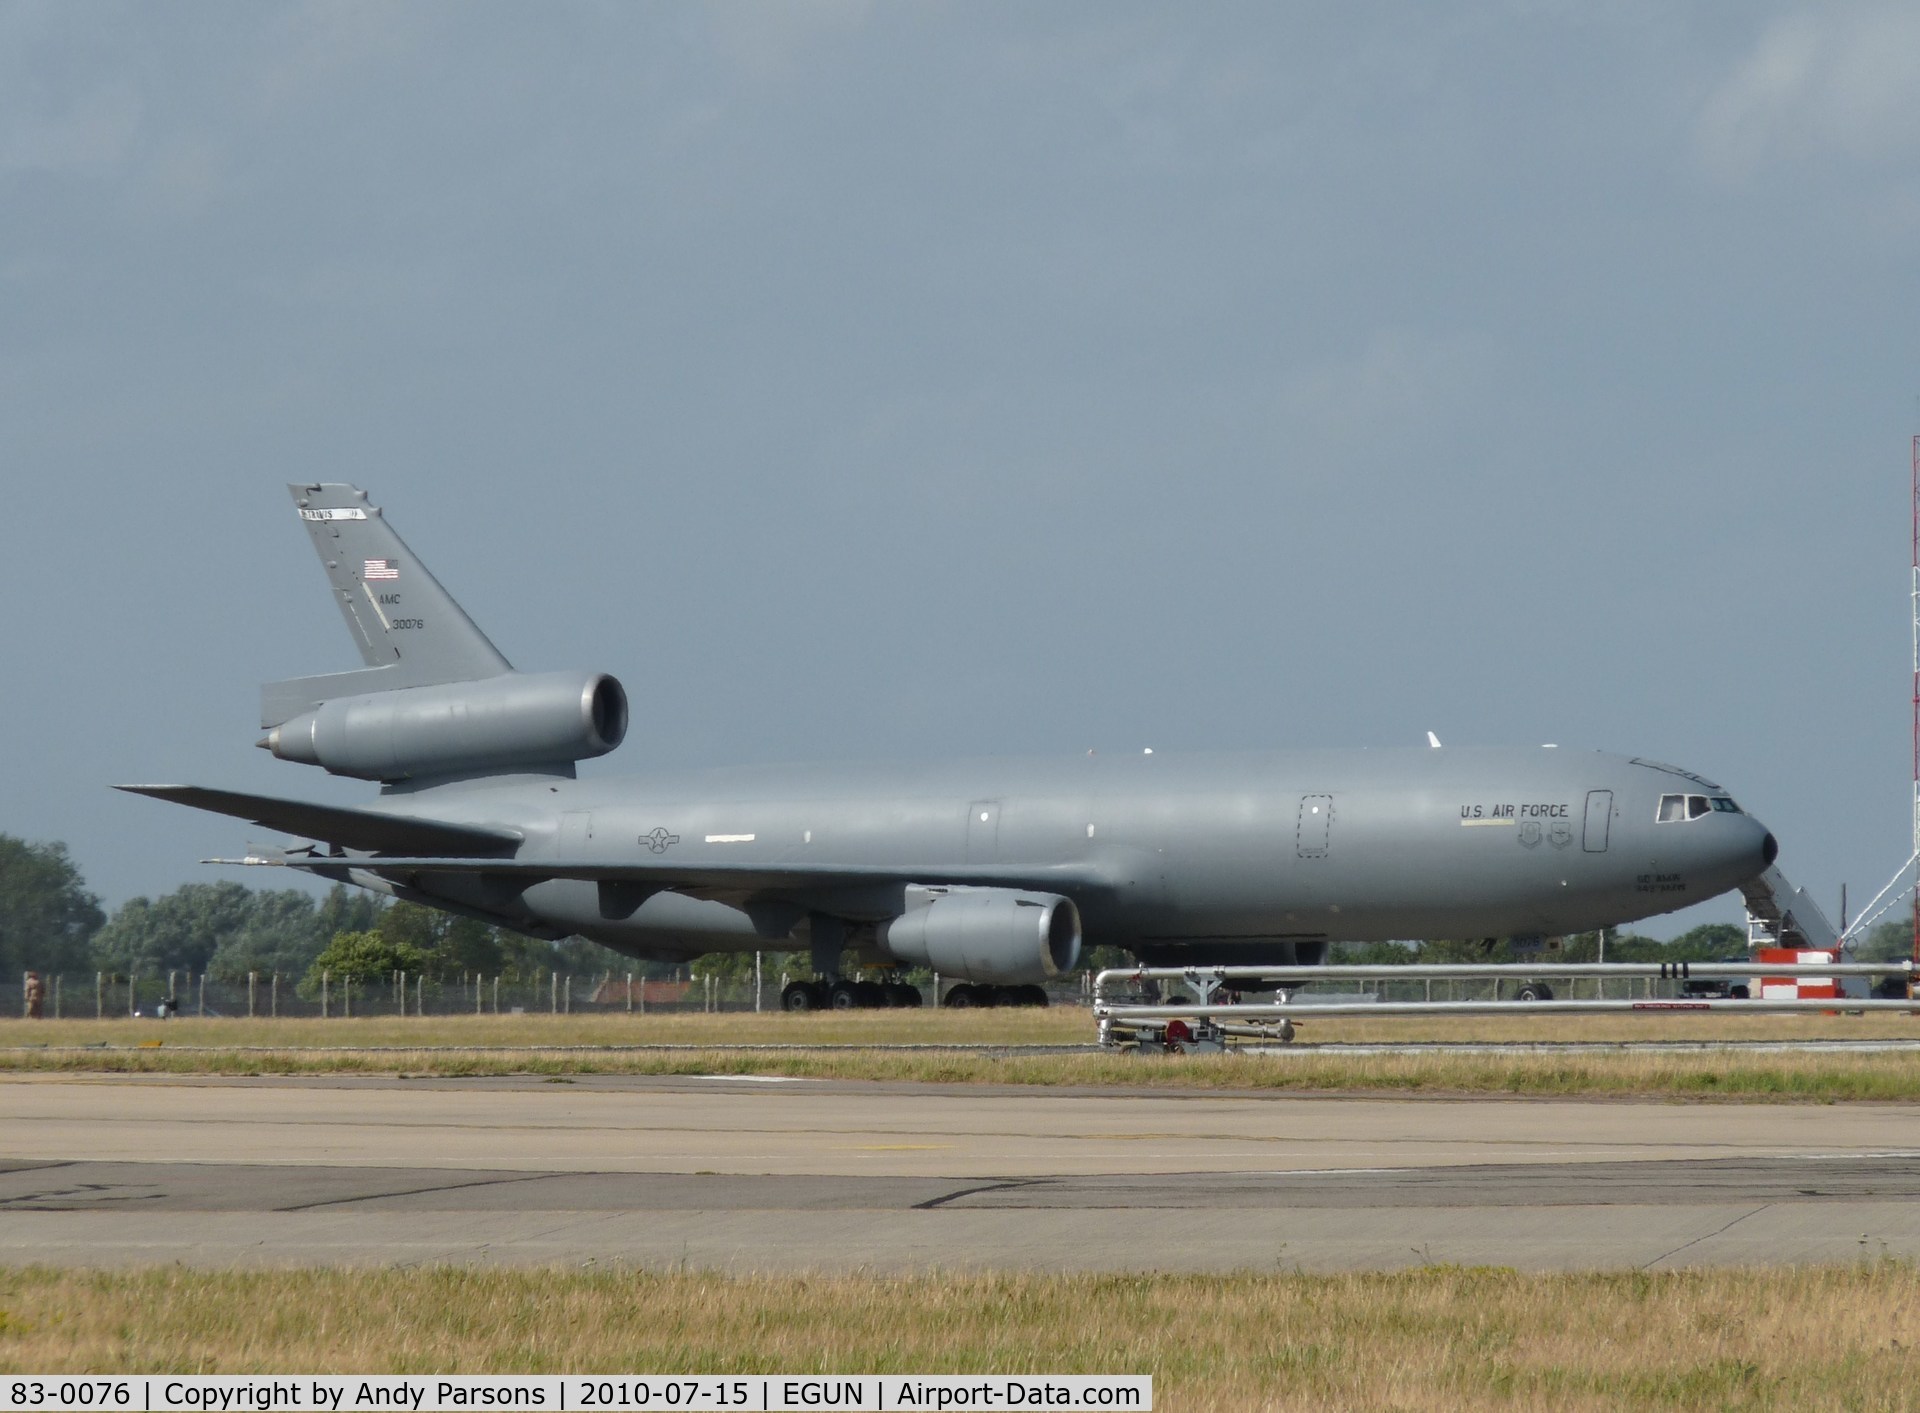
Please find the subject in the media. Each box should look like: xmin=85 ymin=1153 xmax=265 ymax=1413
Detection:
xmin=1096 ymin=961 xmax=1911 ymax=998
xmin=1100 ymin=997 xmax=1920 ymax=1021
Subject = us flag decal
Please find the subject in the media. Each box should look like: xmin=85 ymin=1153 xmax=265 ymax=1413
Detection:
xmin=364 ymin=559 xmax=399 ymax=580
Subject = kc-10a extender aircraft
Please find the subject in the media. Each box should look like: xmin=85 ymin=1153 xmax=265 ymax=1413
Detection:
xmin=121 ymin=484 xmax=1780 ymax=1009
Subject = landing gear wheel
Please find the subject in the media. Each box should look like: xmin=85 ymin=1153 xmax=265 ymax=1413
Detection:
xmin=1514 ymin=983 xmax=1554 ymax=1002
xmin=781 ymin=981 xmax=817 ymax=1012
xmin=888 ymin=982 xmax=921 ymax=1007
xmin=1016 ymin=984 xmax=1048 ymax=1008
xmin=943 ymin=983 xmax=977 ymax=1008
xmin=854 ymin=981 xmax=886 ymax=1008
xmin=828 ymin=980 xmax=861 ymax=1010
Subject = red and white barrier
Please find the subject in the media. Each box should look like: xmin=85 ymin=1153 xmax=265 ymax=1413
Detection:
xmin=1758 ymin=949 xmax=1839 ymax=1000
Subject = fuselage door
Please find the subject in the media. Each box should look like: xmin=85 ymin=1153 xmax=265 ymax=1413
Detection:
xmin=1582 ymin=790 xmax=1613 ymax=853
xmin=1297 ymin=794 xmax=1334 ymax=858
xmin=966 ymin=800 xmax=1000 ymax=861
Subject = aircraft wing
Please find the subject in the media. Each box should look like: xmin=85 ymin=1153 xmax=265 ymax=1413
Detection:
xmin=120 ymin=784 xmax=1118 ymax=899
xmin=280 ymin=853 xmax=1113 ymax=896
xmin=115 ymin=785 xmax=524 ymax=857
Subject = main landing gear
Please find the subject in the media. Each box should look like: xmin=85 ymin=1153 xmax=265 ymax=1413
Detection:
xmin=942 ymin=983 xmax=1048 ymax=1008
xmin=780 ymin=913 xmax=924 ymax=1011
xmin=777 ymin=910 xmax=1048 ymax=1011
xmin=781 ymin=977 xmax=924 ymax=1011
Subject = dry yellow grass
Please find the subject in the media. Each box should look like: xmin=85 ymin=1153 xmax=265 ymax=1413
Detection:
xmin=2 ymin=1264 xmax=1918 ymax=1411
xmin=2 ymin=1041 xmax=1919 ymax=1101
xmin=0 ymin=1009 xmax=1082 ymax=1050
xmin=7 ymin=1011 xmax=1920 ymax=1100
xmin=6 ymin=1006 xmax=1918 ymax=1051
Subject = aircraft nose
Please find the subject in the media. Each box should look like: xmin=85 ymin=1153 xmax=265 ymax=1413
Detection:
xmin=1694 ymin=812 xmax=1778 ymax=892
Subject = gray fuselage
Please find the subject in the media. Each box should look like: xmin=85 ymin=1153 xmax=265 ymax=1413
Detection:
xmin=377 ymin=745 xmax=1776 ymax=966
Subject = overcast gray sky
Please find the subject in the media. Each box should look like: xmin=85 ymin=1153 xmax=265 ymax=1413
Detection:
xmin=6 ymin=1 xmax=1919 ymax=940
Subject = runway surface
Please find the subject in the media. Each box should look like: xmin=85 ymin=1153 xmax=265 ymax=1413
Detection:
xmin=4 ymin=1073 xmax=1918 ymax=1273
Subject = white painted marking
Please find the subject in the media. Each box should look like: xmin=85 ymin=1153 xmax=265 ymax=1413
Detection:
xmin=1087 ymin=823 xmax=1096 ymax=838
xmin=358 ymin=579 xmax=394 ymax=631
xmin=689 ymin=1074 xmax=806 ymax=1083
xmin=803 ymin=830 xmax=812 ymax=844
xmin=705 ymin=834 xmax=756 ymax=844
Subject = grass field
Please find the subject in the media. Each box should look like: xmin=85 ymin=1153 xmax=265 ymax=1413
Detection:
xmin=8 ymin=1012 xmax=1920 ymax=1101
xmin=3 ymin=1264 xmax=1917 ymax=1411
xmin=8 ymin=1044 xmax=1920 ymax=1099
xmin=9 ymin=1006 xmax=1920 ymax=1050
xmin=0 ymin=1008 xmax=1084 ymax=1050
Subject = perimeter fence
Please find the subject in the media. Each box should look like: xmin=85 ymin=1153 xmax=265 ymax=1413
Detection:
xmin=3 ymin=968 xmax=1096 ymax=1020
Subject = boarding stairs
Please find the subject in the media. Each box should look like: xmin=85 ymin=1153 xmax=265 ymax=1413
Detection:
xmin=1739 ymin=865 xmax=1842 ymax=954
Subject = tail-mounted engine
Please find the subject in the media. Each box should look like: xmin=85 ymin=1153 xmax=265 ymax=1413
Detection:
xmin=880 ymin=885 xmax=1082 ymax=985
xmin=262 ymin=670 xmax=628 ymax=782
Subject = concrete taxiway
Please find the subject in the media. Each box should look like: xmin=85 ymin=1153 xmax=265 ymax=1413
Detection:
xmin=3 ymin=1074 xmax=1917 ymax=1273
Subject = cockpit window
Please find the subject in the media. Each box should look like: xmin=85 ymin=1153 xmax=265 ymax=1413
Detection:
xmin=1658 ymin=793 xmax=1737 ymax=822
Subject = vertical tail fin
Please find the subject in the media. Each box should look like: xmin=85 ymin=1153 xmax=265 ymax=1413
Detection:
xmin=262 ymin=484 xmax=512 ymax=728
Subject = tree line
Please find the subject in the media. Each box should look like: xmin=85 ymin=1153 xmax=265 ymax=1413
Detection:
xmin=0 ymin=833 xmax=644 ymax=990
xmin=6 ymin=831 xmax=1914 ymax=987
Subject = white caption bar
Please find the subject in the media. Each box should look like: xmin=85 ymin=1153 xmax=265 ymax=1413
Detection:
xmin=0 ymin=1375 xmax=1151 ymax=1412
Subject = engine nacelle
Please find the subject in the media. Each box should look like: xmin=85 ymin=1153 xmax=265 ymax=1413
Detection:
xmin=879 ymin=885 xmax=1081 ymax=985
xmin=264 ymin=670 xmax=628 ymax=781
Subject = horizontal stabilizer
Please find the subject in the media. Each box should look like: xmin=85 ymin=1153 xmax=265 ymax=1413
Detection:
xmin=115 ymin=785 xmax=523 ymax=857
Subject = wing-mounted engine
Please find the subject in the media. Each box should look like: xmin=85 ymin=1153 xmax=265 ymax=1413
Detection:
xmin=880 ymin=885 xmax=1081 ymax=985
xmin=262 ymin=670 xmax=628 ymax=782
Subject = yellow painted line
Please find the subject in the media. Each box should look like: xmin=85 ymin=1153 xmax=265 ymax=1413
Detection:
xmin=1085 ymin=1133 xmax=1182 ymax=1141
xmin=851 ymin=1144 xmax=952 ymax=1151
